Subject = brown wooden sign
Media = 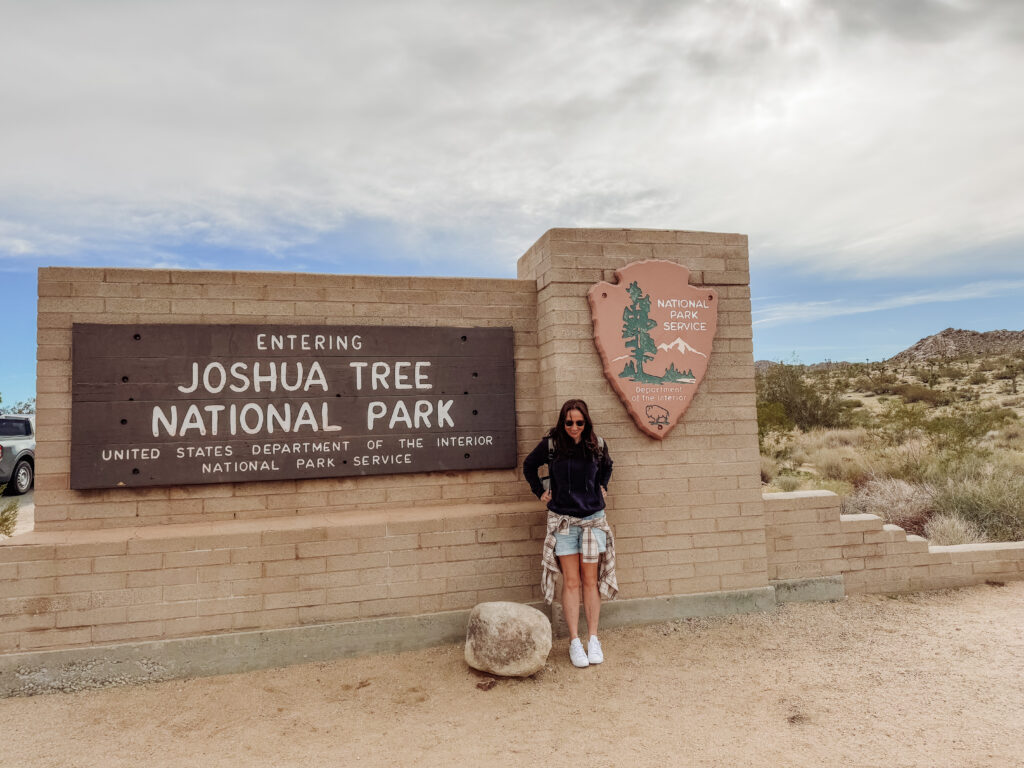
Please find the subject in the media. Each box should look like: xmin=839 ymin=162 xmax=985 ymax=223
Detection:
xmin=70 ymin=324 xmax=517 ymax=489
xmin=588 ymin=260 xmax=718 ymax=439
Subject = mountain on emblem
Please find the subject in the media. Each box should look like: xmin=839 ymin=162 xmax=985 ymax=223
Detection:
xmin=588 ymin=260 xmax=718 ymax=439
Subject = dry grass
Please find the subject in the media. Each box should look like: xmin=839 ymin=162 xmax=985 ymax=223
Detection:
xmin=931 ymin=458 xmax=1024 ymax=542
xmin=841 ymin=478 xmax=934 ymax=535
xmin=792 ymin=428 xmax=869 ymax=451
xmin=775 ymin=475 xmax=802 ymax=492
xmin=790 ymin=445 xmax=875 ymax=486
xmin=0 ymin=492 xmax=18 ymax=538
xmin=758 ymin=355 xmax=1024 ymax=543
xmin=990 ymin=422 xmax=1024 ymax=450
xmin=924 ymin=514 xmax=987 ymax=546
xmin=760 ymin=454 xmax=779 ymax=484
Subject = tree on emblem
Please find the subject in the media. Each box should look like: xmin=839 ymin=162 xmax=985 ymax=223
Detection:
xmin=621 ymin=281 xmax=658 ymax=382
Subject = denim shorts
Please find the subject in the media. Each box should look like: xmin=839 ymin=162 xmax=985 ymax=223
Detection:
xmin=553 ymin=510 xmax=607 ymax=557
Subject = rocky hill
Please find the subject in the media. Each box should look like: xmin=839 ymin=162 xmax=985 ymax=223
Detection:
xmin=889 ymin=328 xmax=1024 ymax=363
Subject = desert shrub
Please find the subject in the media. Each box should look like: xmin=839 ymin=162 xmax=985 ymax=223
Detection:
xmin=911 ymin=367 xmax=941 ymax=387
xmin=804 ymin=447 xmax=874 ymax=486
xmin=874 ymin=439 xmax=941 ymax=484
xmin=968 ymin=371 xmax=988 ymax=385
xmin=936 ymin=364 xmax=962 ymax=380
xmin=924 ymin=407 xmax=1018 ymax=453
xmin=775 ymin=475 xmax=803 ymax=492
xmin=993 ymin=365 xmax=1020 ymax=380
xmin=875 ymin=400 xmax=929 ymax=445
xmin=756 ymin=401 xmax=794 ymax=446
xmin=864 ymin=372 xmax=899 ymax=394
xmin=992 ymin=423 xmax=1024 ymax=450
xmin=759 ymin=431 xmax=791 ymax=461
xmin=841 ymin=478 xmax=934 ymax=535
xmin=977 ymin=359 xmax=997 ymax=372
xmin=924 ymin=514 xmax=987 ymax=546
xmin=760 ymin=454 xmax=779 ymax=484
xmin=894 ymin=384 xmax=952 ymax=406
xmin=793 ymin=428 xmax=868 ymax=451
xmin=930 ymin=459 xmax=1024 ymax=542
xmin=801 ymin=478 xmax=854 ymax=497
xmin=851 ymin=376 xmax=872 ymax=391
xmin=853 ymin=371 xmax=910 ymax=398
xmin=956 ymin=388 xmax=981 ymax=402
xmin=756 ymin=362 xmax=849 ymax=431
xmin=0 ymin=489 xmax=17 ymax=538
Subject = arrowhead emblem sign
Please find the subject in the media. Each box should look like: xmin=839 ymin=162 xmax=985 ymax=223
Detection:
xmin=588 ymin=260 xmax=718 ymax=439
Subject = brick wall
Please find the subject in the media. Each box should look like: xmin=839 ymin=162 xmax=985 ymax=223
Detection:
xmin=0 ymin=502 xmax=545 ymax=653
xmin=520 ymin=229 xmax=765 ymax=597
xmin=765 ymin=491 xmax=1024 ymax=592
xmin=2 ymin=227 xmax=769 ymax=655
xmin=34 ymin=269 xmax=541 ymax=530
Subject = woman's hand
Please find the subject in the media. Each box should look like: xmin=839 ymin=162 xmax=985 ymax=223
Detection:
xmin=601 ymin=487 xmax=607 ymax=499
xmin=540 ymin=490 xmax=552 ymax=503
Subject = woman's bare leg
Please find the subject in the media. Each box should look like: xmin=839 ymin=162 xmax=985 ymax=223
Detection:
xmin=581 ymin=560 xmax=600 ymax=637
xmin=558 ymin=554 xmax=582 ymax=638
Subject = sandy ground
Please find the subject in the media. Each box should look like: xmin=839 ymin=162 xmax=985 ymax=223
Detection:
xmin=2 ymin=580 xmax=1022 ymax=768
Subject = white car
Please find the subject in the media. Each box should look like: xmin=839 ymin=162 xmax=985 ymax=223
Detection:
xmin=0 ymin=414 xmax=34 ymax=495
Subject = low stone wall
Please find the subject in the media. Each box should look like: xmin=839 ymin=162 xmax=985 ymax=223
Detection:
xmin=0 ymin=502 xmax=544 ymax=654
xmin=32 ymin=269 xmax=540 ymax=530
xmin=12 ymin=227 xmax=1016 ymax=691
xmin=2 ymin=226 xmax=769 ymax=667
xmin=765 ymin=491 xmax=1024 ymax=593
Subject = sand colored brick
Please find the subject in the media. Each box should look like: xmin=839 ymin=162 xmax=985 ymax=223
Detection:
xmin=764 ymin=491 xmax=1024 ymax=593
xmin=7 ymin=228 xmax=1015 ymax=662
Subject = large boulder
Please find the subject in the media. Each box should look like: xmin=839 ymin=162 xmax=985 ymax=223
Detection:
xmin=464 ymin=601 xmax=552 ymax=677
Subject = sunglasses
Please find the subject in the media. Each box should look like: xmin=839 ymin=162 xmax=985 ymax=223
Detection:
xmin=564 ymin=420 xmax=585 ymax=427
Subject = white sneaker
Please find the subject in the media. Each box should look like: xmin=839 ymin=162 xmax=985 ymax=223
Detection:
xmin=569 ymin=637 xmax=590 ymax=668
xmin=587 ymin=635 xmax=604 ymax=664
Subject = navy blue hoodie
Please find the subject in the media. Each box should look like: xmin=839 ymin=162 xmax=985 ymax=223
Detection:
xmin=523 ymin=437 xmax=613 ymax=518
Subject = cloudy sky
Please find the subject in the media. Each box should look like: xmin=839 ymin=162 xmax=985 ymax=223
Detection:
xmin=2 ymin=0 xmax=1022 ymax=404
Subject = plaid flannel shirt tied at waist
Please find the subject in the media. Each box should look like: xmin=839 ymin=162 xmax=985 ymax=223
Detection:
xmin=541 ymin=511 xmax=618 ymax=605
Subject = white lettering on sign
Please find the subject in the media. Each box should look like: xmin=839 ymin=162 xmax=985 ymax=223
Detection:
xmin=152 ymin=402 xmax=342 ymax=437
xmin=353 ymin=453 xmax=413 ymax=466
xmin=256 ymin=333 xmax=363 ymax=351
xmin=663 ymin=321 xmax=708 ymax=331
xmin=176 ymin=445 xmax=233 ymax=458
xmin=656 ymin=298 xmax=710 ymax=309
xmin=366 ymin=399 xmax=455 ymax=430
xmin=177 ymin=361 xmax=329 ymax=394
xmin=349 ymin=361 xmax=432 ymax=390
xmin=657 ymin=298 xmax=708 ymax=332
xmin=101 ymin=447 xmax=161 ymax=461
xmin=201 ymin=459 xmax=280 ymax=474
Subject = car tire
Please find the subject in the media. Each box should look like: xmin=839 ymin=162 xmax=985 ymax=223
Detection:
xmin=9 ymin=460 xmax=33 ymax=495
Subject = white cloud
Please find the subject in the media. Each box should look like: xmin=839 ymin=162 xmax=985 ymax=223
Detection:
xmin=752 ymin=279 xmax=1024 ymax=327
xmin=1 ymin=0 xmax=1022 ymax=275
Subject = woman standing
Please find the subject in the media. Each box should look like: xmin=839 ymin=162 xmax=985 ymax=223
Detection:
xmin=523 ymin=398 xmax=616 ymax=668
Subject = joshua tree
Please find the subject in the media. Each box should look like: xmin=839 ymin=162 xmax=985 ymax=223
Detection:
xmin=621 ymin=281 xmax=657 ymax=381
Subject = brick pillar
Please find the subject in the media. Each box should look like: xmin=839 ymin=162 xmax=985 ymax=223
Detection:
xmin=517 ymin=229 xmax=766 ymax=597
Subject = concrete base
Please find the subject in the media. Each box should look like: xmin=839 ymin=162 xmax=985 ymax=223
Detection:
xmin=0 ymin=582 xmax=838 ymax=697
xmin=551 ymin=586 xmax=777 ymax=638
xmin=771 ymin=576 xmax=845 ymax=604
xmin=0 ymin=606 xmax=484 ymax=697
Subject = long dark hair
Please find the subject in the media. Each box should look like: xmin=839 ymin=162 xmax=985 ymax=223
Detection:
xmin=547 ymin=398 xmax=601 ymax=458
